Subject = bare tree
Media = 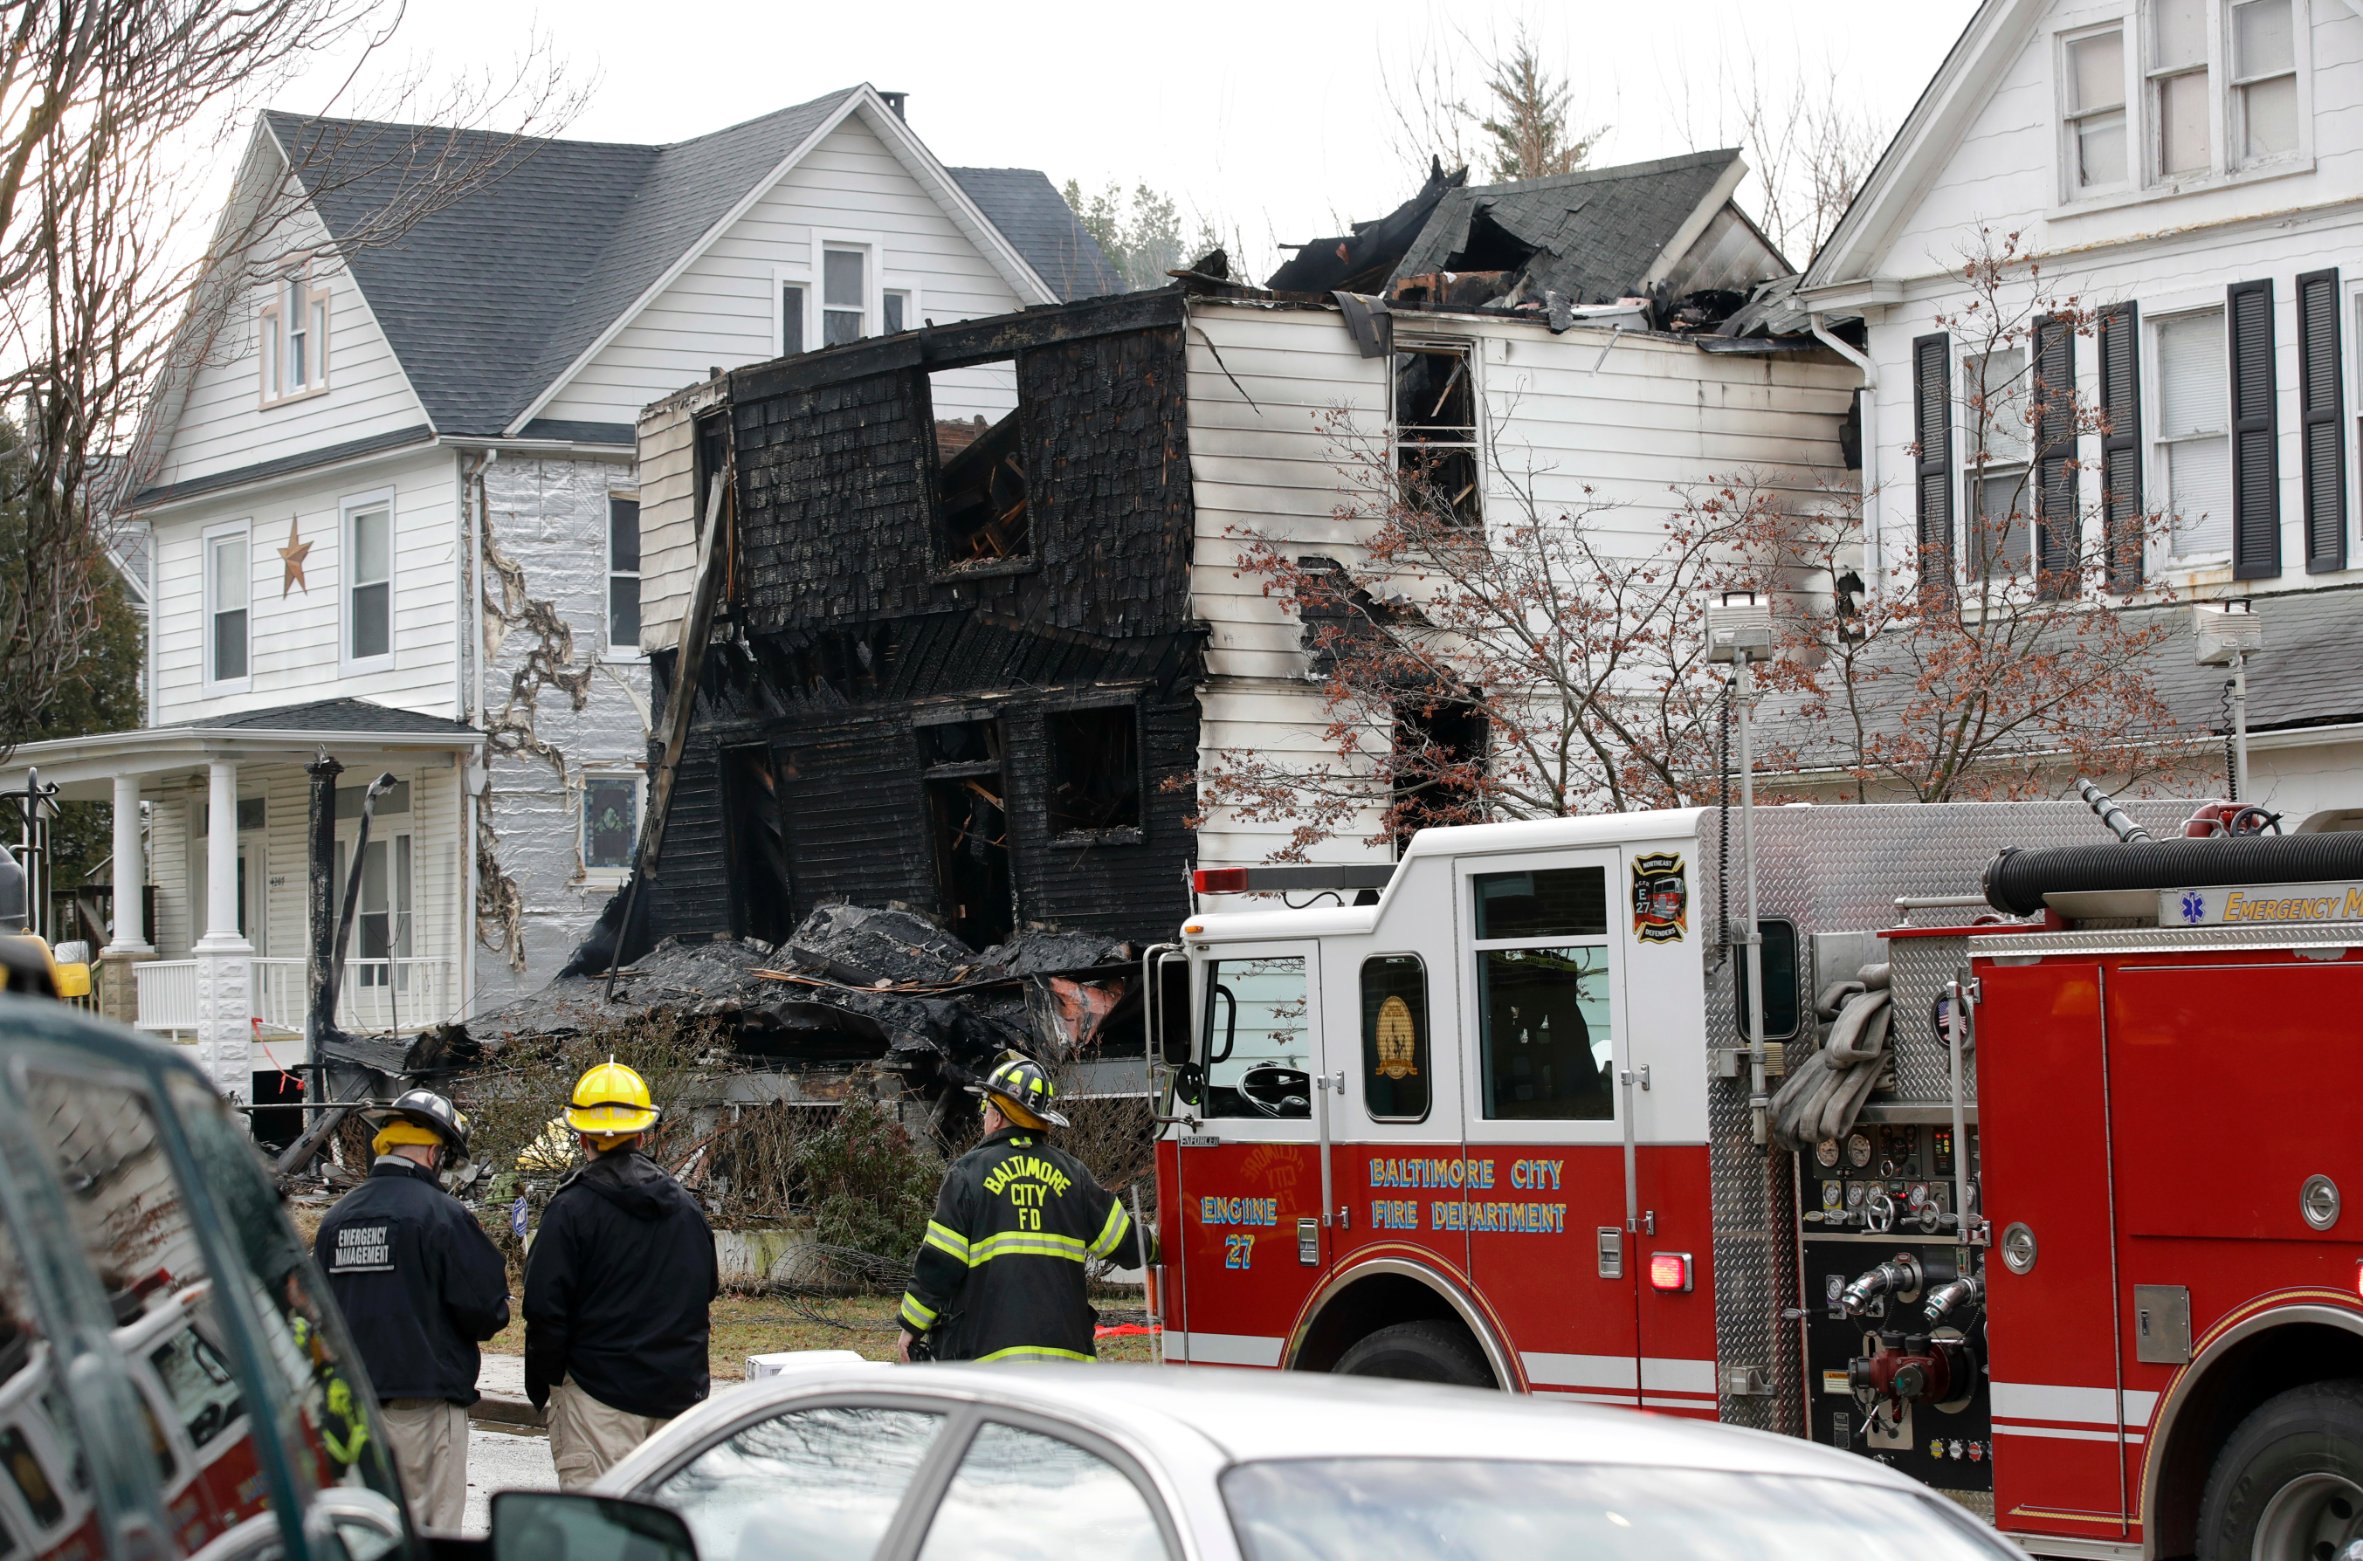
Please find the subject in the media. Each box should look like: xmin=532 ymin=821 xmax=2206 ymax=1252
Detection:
xmin=1377 ymin=22 xmax=1604 ymax=192
xmin=0 ymin=1 xmax=578 ymax=758
xmin=1783 ymin=229 xmax=2194 ymax=801
xmin=1665 ymin=35 xmax=1884 ymax=264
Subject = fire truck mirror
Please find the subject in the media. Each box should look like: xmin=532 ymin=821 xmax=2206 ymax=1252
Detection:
xmin=1734 ymin=919 xmax=1802 ymax=1042
xmin=1156 ymin=958 xmax=1191 ymax=1066
xmin=1360 ymin=956 xmax=1431 ymax=1123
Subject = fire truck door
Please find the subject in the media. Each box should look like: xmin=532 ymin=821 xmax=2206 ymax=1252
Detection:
xmin=1455 ymin=853 xmax=1639 ymax=1403
xmin=1169 ymin=941 xmax=1330 ymax=1370
xmin=1331 ymin=948 xmax=1470 ymax=1292
xmin=1977 ymin=959 xmax=2129 ymax=1538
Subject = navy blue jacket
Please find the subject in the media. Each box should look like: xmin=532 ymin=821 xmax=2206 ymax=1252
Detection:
xmin=522 ymin=1150 xmax=717 ymax=1419
xmin=315 ymin=1158 xmax=510 ymax=1404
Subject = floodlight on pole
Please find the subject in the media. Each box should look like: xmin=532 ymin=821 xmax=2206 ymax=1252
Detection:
xmin=2193 ymin=601 xmax=2263 ymax=801
xmin=1703 ymin=589 xmax=1772 ymax=1146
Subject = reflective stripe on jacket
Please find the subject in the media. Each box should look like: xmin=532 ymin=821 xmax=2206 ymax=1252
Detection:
xmin=900 ymin=1127 xmax=1140 ymax=1363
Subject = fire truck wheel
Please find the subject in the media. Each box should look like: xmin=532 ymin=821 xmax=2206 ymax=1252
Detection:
xmin=1332 ymin=1321 xmax=1494 ymax=1388
xmin=2196 ymin=1380 xmax=2363 ymax=1561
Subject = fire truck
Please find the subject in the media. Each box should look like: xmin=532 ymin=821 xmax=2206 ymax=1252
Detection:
xmin=1147 ymin=797 xmax=2363 ymax=1561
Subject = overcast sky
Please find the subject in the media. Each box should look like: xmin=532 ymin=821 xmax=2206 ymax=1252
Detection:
xmin=276 ymin=0 xmax=1979 ymax=276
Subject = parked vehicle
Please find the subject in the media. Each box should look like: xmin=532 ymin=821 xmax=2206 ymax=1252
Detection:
xmin=0 ymin=990 xmax=694 ymax=1561
xmin=593 ymin=1361 xmax=2028 ymax=1561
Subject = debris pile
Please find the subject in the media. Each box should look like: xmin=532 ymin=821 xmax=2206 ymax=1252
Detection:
xmin=419 ymin=904 xmax=1140 ymax=1099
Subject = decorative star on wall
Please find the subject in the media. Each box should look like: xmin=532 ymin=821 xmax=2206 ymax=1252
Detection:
xmin=278 ymin=516 xmax=311 ymax=597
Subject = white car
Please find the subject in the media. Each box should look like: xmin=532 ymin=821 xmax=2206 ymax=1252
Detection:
xmin=595 ymin=1364 xmax=2029 ymax=1561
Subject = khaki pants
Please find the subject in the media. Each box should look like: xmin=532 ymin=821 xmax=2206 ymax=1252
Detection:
xmin=547 ymin=1379 xmax=671 ymax=1491
xmin=379 ymin=1399 xmax=468 ymax=1531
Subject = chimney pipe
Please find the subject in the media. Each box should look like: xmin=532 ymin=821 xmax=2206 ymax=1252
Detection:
xmin=878 ymin=90 xmax=908 ymax=121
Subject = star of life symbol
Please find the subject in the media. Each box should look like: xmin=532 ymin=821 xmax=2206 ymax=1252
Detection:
xmin=2179 ymin=891 xmax=2206 ymax=924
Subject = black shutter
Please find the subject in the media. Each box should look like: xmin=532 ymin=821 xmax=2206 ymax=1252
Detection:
xmin=2099 ymin=303 xmax=2142 ymax=593
xmin=2229 ymin=278 xmax=2281 ymax=580
xmin=2299 ymin=268 xmax=2347 ymax=574
xmin=1913 ymin=332 xmax=1953 ymax=581
xmin=2033 ymin=313 xmax=2078 ymax=593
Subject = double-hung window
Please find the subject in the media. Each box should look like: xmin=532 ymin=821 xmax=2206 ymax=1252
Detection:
xmin=204 ymin=524 xmax=250 ymax=687
xmin=2231 ymin=0 xmax=2299 ymax=162
xmin=2148 ymin=0 xmax=2214 ymax=179
xmin=607 ymin=493 xmax=641 ymax=651
xmin=1393 ymin=340 xmax=1482 ymax=527
xmin=258 ymin=270 xmax=328 ymax=403
xmin=2153 ymin=308 xmax=2234 ymax=562
xmin=2064 ymin=25 xmax=2130 ymax=192
xmin=822 ymin=245 xmax=867 ymax=346
xmin=1965 ymin=348 xmax=2033 ymax=576
xmin=342 ymin=493 xmax=393 ymax=667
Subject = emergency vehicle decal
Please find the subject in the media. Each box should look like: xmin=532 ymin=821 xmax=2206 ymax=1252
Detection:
xmin=1629 ymin=854 xmax=1688 ymax=943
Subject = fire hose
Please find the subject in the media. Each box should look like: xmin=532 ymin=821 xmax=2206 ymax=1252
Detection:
xmin=1769 ymin=962 xmax=1890 ymax=1150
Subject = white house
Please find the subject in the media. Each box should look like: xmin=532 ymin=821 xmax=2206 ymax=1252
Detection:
xmin=0 ymin=84 xmax=1118 ymax=1106
xmin=1797 ymin=0 xmax=2363 ymax=817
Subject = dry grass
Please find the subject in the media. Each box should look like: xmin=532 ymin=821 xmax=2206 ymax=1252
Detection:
xmin=481 ymin=1293 xmax=1156 ymax=1377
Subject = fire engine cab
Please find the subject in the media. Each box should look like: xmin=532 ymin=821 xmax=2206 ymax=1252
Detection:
xmin=1149 ymin=796 xmax=2363 ymax=1561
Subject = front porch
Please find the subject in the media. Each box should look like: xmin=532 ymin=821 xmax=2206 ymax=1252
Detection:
xmin=1 ymin=697 xmax=485 ymax=1101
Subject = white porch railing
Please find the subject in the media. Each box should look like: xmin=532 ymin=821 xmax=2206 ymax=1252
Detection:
xmin=137 ymin=957 xmax=457 ymax=1037
xmin=134 ymin=960 xmax=200 ymax=1031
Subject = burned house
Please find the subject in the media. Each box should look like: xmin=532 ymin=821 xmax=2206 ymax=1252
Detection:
xmin=630 ymin=292 xmax=1202 ymax=951
xmin=623 ymin=150 xmax=1858 ymax=953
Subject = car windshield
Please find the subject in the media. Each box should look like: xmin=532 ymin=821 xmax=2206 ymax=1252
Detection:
xmin=1221 ymin=1459 xmax=2018 ymax=1561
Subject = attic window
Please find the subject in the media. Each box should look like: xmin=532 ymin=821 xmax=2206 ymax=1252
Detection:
xmin=1394 ymin=342 xmax=1481 ymax=527
xmin=929 ymin=359 xmax=1029 ymax=565
xmin=1045 ymin=705 xmax=1141 ymax=839
xmin=259 ymin=270 xmax=329 ymax=404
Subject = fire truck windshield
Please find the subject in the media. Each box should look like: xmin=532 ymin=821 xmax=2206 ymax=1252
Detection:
xmin=1221 ymin=1459 xmax=2019 ymax=1561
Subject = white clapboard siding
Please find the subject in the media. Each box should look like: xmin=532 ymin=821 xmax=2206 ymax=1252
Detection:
xmin=635 ymin=379 xmax=725 ymax=651
xmin=540 ymin=114 xmax=1029 ymax=428
xmin=150 ymin=447 xmax=461 ymax=724
xmin=152 ymin=192 xmax=430 ymax=490
xmin=1844 ymin=1 xmax=2363 ymax=599
xmin=1183 ymin=296 xmax=1856 ymax=865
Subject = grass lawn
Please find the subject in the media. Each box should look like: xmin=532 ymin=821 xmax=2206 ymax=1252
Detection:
xmin=482 ymin=1293 xmax=1157 ymax=1377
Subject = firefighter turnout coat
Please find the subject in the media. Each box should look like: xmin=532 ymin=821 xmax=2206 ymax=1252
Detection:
xmin=900 ymin=1126 xmax=1141 ymax=1363
xmin=315 ymin=1158 xmax=511 ymax=1404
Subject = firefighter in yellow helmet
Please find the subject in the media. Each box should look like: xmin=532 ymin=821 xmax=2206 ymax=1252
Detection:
xmin=522 ymin=1061 xmax=717 ymax=1488
xmin=897 ymin=1054 xmax=1144 ymax=1364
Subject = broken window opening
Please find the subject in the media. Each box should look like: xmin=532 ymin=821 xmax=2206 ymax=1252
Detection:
xmin=1394 ymin=341 xmax=1482 ymax=528
xmin=919 ymin=716 xmax=1014 ymax=948
xmin=928 ymin=360 xmax=1030 ymax=565
xmin=1045 ymin=704 xmax=1143 ymax=839
xmin=721 ymin=745 xmax=794 ymax=946
xmin=1392 ymin=698 xmax=1489 ymax=845
xmin=582 ymin=775 xmax=639 ymax=874
xmin=693 ymin=408 xmax=731 ymax=541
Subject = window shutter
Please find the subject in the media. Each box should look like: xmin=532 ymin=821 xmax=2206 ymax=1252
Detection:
xmin=1913 ymin=332 xmax=1953 ymax=580
xmin=2228 ymin=279 xmax=2281 ymax=580
xmin=2298 ymin=268 xmax=2346 ymax=574
xmin=2033 ymin=314 xmax=2078 ymax=591
xmin=2099 ymin=303 xmax=2142 ymax=592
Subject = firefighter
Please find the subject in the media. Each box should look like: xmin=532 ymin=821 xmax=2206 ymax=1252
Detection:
xmin=522 ymin=1061 xmax=718 ymax=1490
xmin=314 ymin=1089 xmax=510 ymax=1532
xmin=897 ymin=1055 xmax=1143 ymax=1364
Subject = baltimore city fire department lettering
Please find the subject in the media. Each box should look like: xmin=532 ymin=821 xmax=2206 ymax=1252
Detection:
xmin=1202 ymin=1156 xmax=1570 ymax=1242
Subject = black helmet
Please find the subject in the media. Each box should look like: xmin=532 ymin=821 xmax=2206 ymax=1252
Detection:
xmin=969 ymin=1054 xmax=1069 ymax=1129
xmin=365 ymin=1089 xmax=471 ymax=1156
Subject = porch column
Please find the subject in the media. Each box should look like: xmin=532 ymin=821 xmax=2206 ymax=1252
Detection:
xmin=95 ymin=773 xmax=152 ymax=1025
xmin=192 ymin=759 xmax=253 ymax=1111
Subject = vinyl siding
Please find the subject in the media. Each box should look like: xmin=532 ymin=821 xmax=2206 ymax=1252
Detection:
xmin=538 ymin=114 xmax=1030 ymax=427
xmin=149 ymin=447 xmax=462 ymax=723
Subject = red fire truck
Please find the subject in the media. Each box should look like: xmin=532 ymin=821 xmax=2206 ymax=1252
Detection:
xmin=1148 ymin=798 xmax=2363 ymax=1561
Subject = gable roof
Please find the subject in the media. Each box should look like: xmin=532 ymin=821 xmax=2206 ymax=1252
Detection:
xmin=948 ymin=168 xmax=1122 ymax=300
xmin=1391 ymin=150 xmax=1755 ymax=304
xmin=256 ymin=87 xmax=1075 ymax=442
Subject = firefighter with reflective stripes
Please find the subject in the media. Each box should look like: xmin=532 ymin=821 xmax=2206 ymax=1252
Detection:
xmin=898 ymin=1055 xmax=1142 ymax=1364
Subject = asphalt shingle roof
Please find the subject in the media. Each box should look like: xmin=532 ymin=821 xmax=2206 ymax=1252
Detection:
xmin=192 ymin=697 xmax=480 ymax=738
xmin=948 ymin=168 xmax=1122 ymax=300
xmin=267 ymin=92 xmax=1097 ymax=436
xmin=1390 ymin=149 xmax=1744 ymax=305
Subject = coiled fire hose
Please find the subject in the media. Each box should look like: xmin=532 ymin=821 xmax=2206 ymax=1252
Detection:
xmin=1769 ymin=962 xmax=1891 ymax=1150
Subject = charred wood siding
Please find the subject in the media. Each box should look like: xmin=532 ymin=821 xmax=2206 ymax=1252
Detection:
xmin=648 ymin=291 xmax=1202 ymax=950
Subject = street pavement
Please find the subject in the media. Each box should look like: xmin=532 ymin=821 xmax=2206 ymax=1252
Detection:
xmin=463 ymin=1425 xmax=556 ymax=1534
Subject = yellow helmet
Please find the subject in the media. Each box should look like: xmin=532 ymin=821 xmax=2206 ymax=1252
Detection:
xmin=565 ymin=1060 xmax=659 ymax=1136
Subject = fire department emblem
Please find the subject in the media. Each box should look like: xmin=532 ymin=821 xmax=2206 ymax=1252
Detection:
xmin=1631 ymin=853 xmax=1688 ymax=943
xmin=1374 ymin=995 xmax=1421 ymax=1080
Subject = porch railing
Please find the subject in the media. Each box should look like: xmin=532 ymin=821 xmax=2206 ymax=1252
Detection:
xmin=137 ymin=957 xmax=458 ymax=1037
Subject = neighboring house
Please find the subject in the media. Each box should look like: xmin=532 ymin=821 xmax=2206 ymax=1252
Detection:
xmin=1796 ymin=0 xmax=2363 ymax=817
xmin=0 ymin=83 xmax=1117 ymax=1106
xmin=624 ymin=153 xmax=1846 ymax=947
